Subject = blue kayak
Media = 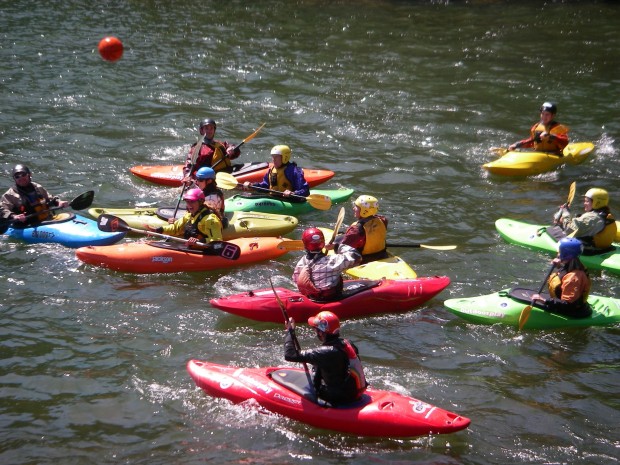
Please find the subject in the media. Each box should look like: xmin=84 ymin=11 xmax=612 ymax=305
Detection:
xmin=5 ymin=213 xmax=126 ymax=248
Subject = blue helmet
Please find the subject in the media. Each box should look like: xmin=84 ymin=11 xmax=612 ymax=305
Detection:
xmin=558 ymin=237 xmax=583 ymax=261
xmin=195 ymin=167 xmax=216 ymax=180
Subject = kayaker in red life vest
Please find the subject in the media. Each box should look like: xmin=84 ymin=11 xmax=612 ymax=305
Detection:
xmin=242 ymin=145 xmax=310 ymax=198
xmin=1 ymin=164 xmax=69 ymax=226
xmin=145 ymin=188 xmax=222 ymax=247
xmin=336 ymin=195 xmax=388 ymax=264
xmin=531 ymin=238 xmax=592 ymax=318
xmin=284 ymin=311 xmax=368 ymax=405
xmin=508 ymin=102 xmax=569 ymax=154
xmin=182 ymin=119 xmax=241 ymax=183
xmin=554 ymin=188 xmax=617 ymax=253
xmin=293 ymin=227 xmax=362 ymax=301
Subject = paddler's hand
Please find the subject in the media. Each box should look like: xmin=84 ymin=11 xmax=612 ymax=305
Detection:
xmin=286 ymin=317 xmax=296 ymax=330
xmin=186 ymin=237 xmax=199 ymax=246
xmin=12 ymin=213 xmax=27 ymax=223
xmin=531 ymin=294 xmax=545 ymax=304
xmin=508 ymin=143 xmax=518 ymax=151
xmin=242 ymin=181 xmax=251 ymax=191
xmin=282 ymin=189 xmax=293 ymax=197
xmin=58 ymin=200 xmax=70 ymax=208
xmin=181 ymin=175 xmax=192 ymax=186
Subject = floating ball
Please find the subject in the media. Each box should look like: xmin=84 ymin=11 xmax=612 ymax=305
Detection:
xmin=98 ymin=36 xmax=123 ymax=62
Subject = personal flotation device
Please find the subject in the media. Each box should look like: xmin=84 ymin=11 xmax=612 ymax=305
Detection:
xmin=183 ymin=208 xmax=210 ymax=240
xmin=531 ymin=121 xmax=568 ymax=153
xmin=341 ymin=339 xmax=368 ymax=398
xmin=268 ymin=164 xmax=294 ymax=192
xmin=588 ymin=210 xmax=617 ymax=249
xmin=359 ymin=216 xmax=387 ymax=255
xmin=548 ymin=266 xmax=590 ymax=303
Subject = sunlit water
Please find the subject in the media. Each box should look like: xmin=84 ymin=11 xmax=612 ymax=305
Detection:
xmin=1 ymin=1 xmax=619 ymax=464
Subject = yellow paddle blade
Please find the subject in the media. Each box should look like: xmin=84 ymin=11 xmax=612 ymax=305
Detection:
xmin=242 ymin=123 xmax=266 ymax=144
xmin=329 ymin=207 xmax=346 ymax=244
xmin=489 ymin=147 xmax=508 ymax=156
xmin=216 ymin=172 xmax=240 ymax=190
xmin=306 ymin=194 xmax=332 ymax=211
xmin=567 ymin=181 xmax=576 ymax=207
xmin=419 ymin=244 xmax=457 ymax=250
xmin=518 ymin=305 xmax=533 ymax=330
xmin=279 ymin=240 xmax=304 ymax=252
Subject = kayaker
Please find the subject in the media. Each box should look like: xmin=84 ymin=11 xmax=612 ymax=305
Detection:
xmin=553 ymin=187 xmax=616 ymax=253
xmin=337 ymin=195 xmax=388 ymax=264
xmin=182 ymin=118 xmax=241 ymax=181
xmin=508 ymin=102 xmax=569 ymax=154
xmin=194 ymin=167 xmax=228 ymax=228
xmin=145 ymin=188 xmax=222 ymax=247
xmin=531 ymin=237 xmax=592 ymax=318
xmin=293 ymin=227 xmax=362 ymax=301
xmin=242 ymin=145 xmax=310 ymax=198
xmin=284 ymin=311 xmax=368 ymax=405
xmin=0 ymin=164 xmax=69 ymax=226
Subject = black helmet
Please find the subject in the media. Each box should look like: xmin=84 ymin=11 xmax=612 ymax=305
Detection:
xmin=199 ymin=118 xmax=216 ymax=129
xmin=12 ymin=164 xmax=31 ymax=177
xmin=539 ymin=102 xmax=557 ymax=114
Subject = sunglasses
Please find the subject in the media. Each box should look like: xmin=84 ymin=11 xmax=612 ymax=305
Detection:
xmin=14 ymin=172 xmax=28 ymax=179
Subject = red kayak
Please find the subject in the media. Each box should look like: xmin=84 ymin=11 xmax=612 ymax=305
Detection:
xmin=187 ymin=360 xmax=470 ymax=438
xmin=130 ymin=162 xmax=335 ymax=188
xmin=210 ymin=277 xmax=451 ymax=323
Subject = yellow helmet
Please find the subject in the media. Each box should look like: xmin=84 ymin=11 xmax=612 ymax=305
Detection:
xmin=354 ymin=195 xmax=379 ymax=218
xmin=585 ymin=188 xmax=609 ymax=209
xmin=271 ymin=145 xmax=291 ymax=164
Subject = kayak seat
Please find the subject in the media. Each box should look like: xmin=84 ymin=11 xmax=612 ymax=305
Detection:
xmin=309 ymin=280 xmax=382 ymax=303
xmin=10 ymin=212 xmax=76 ymax=230
xmin=505 ymin=287 xmax=550 ymax=309
xmin=269 ymin=369 xmax=371 ymax=409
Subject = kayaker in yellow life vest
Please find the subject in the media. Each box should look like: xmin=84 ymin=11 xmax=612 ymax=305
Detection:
xmin=243 ymin=145 xmax=310 ymax=198
xmin=182 ymin=119 xmax=241 ymax=183
xmin=284 ymin=311 xmax=368 ymax=405
xmin=145 ymin=188 xmax=222 ymax=248
xmin=337 ymin=195 xmax=388 ymax=263
xmin=508 ymin=102 xmax=569 ymax=154
xmin=531 ymin=238 xmax=592 ymax=318
xmin=554 ymin=188 xmax=617 ymax=253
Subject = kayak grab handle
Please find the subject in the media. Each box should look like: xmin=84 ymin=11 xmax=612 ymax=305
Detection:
xmin=379 ymin=401 xmax=395 ymax=410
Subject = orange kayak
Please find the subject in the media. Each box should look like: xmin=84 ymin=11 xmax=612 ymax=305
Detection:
xmin=130 ymin=162 xmax=335 ymax=188
xmin=76 ymin=236 xmax=290 ymax=273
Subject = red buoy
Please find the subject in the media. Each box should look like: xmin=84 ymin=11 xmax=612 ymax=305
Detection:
xmin=98 ymin=36 xmax=123 ymax=62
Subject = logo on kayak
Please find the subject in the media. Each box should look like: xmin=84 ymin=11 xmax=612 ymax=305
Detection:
xmin=152 ymin=256 xmax=173 ymax=264
xmin=249 ymin=241 xmax=259 ymax=251
xmin=410 ymin=400 xmax=433 ymax=415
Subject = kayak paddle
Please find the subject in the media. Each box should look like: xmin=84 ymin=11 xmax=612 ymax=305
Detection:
xmin=96 ymin=214 xmax=241 ymax=260
xmin=211 ymin=123 xmax=266 ymax=171
xmin=518 ymin=263 xmax=556 ymax=330
xmin=489 ymin=147 xmax=508 ymax=156
xmin=172 ymin=131 xmax=204 ymax=218
xmin=216 ymin=172 xmax=332 ymax=211
xmin=328 ymin=207 xmax=346 ymax=246
xmin=0 ymin=190 xmax=94 ymax=235
xmin=269 ymin=277 xmax=316 ymax=401
xmin=279 ymin=240 xmax=457 ymax=252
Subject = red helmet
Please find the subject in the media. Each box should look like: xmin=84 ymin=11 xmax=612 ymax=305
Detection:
xmin=308 ymin=311 xmax=340 ymax=335
xmin=301 ymin=227 xmax=325 ymax=252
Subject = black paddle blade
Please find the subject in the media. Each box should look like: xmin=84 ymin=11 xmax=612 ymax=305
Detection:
xmin=201 ymin=241 xmax=241 ymax=260
xmin=70 ymin=191 xmax=95 ymax=210
xmin=97 ymin=214 xmax=130 ymax=233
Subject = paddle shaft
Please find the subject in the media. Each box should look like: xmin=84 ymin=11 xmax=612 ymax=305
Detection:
xmin=211 ymin=123 xmax=265 ymax=171
xmin=173 ymin=132 xmax=204 ymax=217
xmin=518 ymin=264 xmax=556 ymax=330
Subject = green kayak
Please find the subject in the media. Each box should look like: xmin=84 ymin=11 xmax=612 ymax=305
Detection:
xmin=495 ymin=218 xmax=620 ymax=275
xmin=444 ymin=288 xmax=620 ymax=329
xmin=88 ymin=207 xmax=298 ymax=240
xmin=225 ymin=189 xmax=355 ymax=215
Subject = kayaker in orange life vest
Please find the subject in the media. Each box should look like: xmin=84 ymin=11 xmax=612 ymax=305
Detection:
xmin=531 ymin=238 xmax=592 ymax=318
xmin=284 ymin=311 xmax=367 ymax=405
xmin=182 ymin=119 xmax=241 ymax=183
xmin=508 ymin=102 xmax=569 ymax=154
xmin=293 ymin=227 xmax=362 ymax=301
xmin=145 ymin=188 xmax=222 ymax=247
xmin=0 ymin=164 xmax=69 ymax=226
xmin=336 ymin=195 xmax=388 ymax=264
xmin=553 ymin=187 xmax=616 ymax=253
xmin=242 ymin=145 xmax=310 ymax=198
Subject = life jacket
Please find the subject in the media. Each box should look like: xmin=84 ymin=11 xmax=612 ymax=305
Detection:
xmin=531 ymin=121 xmax=568 ymax=153
xmin=340 ymin=339 xmax=368 ymax=398
xmin=18 ymin=186 xmax=49 ymax=223
xmin=360 ymin=216 xmax=387 ymax=255
xmin=548 ymin=266 xmax=590 ymax=303
xmin=268 ymin=164 xmax=294 ymax=192
xmin=296 ymin=254 xmax=343 ymax=301
xmin=588 ymin=210 xmax=617 ymax=249
xmin=194 ymin=140 xmax=231 ymax=172
xmin=183 ymin=208 xmax=210 ymax=240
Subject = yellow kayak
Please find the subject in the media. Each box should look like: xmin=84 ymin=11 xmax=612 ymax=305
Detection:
xmin=483 ymin=142 xmax=594 ymax=176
